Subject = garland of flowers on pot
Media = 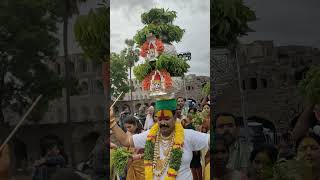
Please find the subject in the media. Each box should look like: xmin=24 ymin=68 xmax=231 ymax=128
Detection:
xmin=144 ymin=121 xmax=184 ymax=180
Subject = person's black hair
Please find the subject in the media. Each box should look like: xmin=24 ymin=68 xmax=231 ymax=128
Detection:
xmin=203 ymin=103 xmax=210 ymax=108
xmin=40 ymin=136 xmax=60 ymax=156
xmin=177 ymin=97 xmax=186 ymax=102
xmin=296 ymin=132 xmax=320 ymax=152
xmin=151 ymin=102 xmax=155 ymax=107
xmin=124 ymin=116 xmax=143 ymax=134
xmin=214 ymin=113 xmax=238 ymax=129
xmin=250 ymin=144 xmax=278 ymax=164
xmin=188 ymin=108 xmax=197 ymax=113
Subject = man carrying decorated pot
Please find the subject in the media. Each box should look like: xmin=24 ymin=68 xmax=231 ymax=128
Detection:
xmin=110 ymin=98 xmax=210 ymax=180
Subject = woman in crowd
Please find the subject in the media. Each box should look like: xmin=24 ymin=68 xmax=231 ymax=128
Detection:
xmin=213 ymin=135 xmax=247 ymax=180
xmin=248 ymin=144 xmax=278 ymax=180
xmin=124 ymin=116 xmax=145 ymax=180
xmin=295 ymin=132 xmax=320 ymax=180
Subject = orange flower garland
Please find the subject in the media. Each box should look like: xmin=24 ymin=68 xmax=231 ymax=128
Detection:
xmin=144 ymin=122 xmax=184 ymax=180
xmin=142 ymin=70 xmax=173 ymax=91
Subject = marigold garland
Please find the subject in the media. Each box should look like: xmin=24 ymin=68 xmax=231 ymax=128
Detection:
xmin=144 ymin=121 xmax=184 ymax=180
xmin=140 ymin=38 xmax=164 ymax=58
xmin=142 ymin=69 xmax=173 ymax=91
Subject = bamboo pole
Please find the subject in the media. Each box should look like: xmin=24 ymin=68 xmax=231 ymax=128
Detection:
xmin=0 ymin=95 xmax=43 ymax=151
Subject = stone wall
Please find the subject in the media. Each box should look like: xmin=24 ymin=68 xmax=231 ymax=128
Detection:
xmin=213 ymin=41 xmax=320 ymax=132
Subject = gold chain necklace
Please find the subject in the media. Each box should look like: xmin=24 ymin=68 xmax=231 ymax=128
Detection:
xmin=153 ymin=131 xmax=174 ymax=178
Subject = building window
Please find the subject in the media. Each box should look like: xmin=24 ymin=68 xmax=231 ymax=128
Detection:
xmin=261 ymin=79 xmax=268 ymax=88
xmin=80 ymin=81 xmax=88 ymax=95
xmin=96 ymin=80 xmax=104 ymax=92
xmin=70 ymin=62 xmax=75 ymax=73
xmin=242 ymin=80 xmax=246 ymax=90
xmin=250 ymin=78 xmax=257 ymax=90
xmin=82 ymin=62 xmax=88 ymax=72
xmin=56 ymin=64 xmax=61 ymax=74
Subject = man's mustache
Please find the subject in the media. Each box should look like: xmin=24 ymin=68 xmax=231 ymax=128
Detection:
xmin=160 ymin=122 xmax=169 ymax=128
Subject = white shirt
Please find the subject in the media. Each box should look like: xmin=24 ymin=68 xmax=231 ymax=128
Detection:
xmin=144 ymin=115 xmax=154 ymax=130
xmin=133 ymin=129 xmax=210 ymax=180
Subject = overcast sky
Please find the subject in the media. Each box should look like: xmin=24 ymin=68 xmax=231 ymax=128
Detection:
xmin=241 ymin=0 xmax=320 ymax=48
xmin=110 ymin=0 xmax=210 ymax=77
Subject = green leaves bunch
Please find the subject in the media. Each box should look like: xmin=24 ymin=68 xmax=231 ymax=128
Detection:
xmin=133 ymin=62 xmax=153 ymax=81
xmin=134 ymin=23 xmax=185 ymax=46
xmin=111 ymin=147 xmax=133 ymax=176
xmin=156 ymin=54 xmax=189 ymax=77
xmin=141 ymin=8 xmax=177 ymax=24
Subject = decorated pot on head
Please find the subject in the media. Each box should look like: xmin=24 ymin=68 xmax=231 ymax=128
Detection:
xmin=140 ymin=33 xmax=164 ymax=62
xmin=141 ymin=69 xmax=174 ymax=99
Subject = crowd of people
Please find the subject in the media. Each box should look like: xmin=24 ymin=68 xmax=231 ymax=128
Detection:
xmin=110 ymin=96 xmax=211 ymax=180
xmin=213 ymin=103 xmax=320 ymax=180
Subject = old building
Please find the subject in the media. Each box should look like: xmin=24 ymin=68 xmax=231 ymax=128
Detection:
xmin=213 ymin=41 xmax=320 ymax=132
xmin=3 ymin=53 xmax=106 ymax=172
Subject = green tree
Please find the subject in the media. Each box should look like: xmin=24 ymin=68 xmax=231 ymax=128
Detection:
xmin=0 ymin=0 xmax=62 ymax=124
xmin=202 ymin=82 xmax=210 ymax=96
xmin=74 ymin=3 xmax=109 ymax=96
xmin=121 ymin=39 xmax=139 ymax=100
xmin=110 ymin=53 xmax=130 ymax=99
xmin=212 ymin=0 xmax=256 ymax=48
xmin=48 ymin=0 xmax=87 ymax=126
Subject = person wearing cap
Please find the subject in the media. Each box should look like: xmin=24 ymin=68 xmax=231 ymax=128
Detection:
xmin=110 ymin=98 xmax=210 ymax=180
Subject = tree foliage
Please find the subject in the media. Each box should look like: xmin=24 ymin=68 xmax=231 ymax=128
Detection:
xmin=298 ymin=65 xmax=320 ymax=104
xmin=48 ymin=0 xmax=88 ymax=20
xmin=0 ymin=0 xmax=63 ymax=123
xmin=141 ymin=8 xmax=177 ymax=24
xmin=134 ymin=8 xmax=185 ymax=46
xmin=74 ymin=6 xmax=109 ymax=62
xmin=121 ymin=39 xmax=140 ymax=68
xmin=202 ymin=82 xmax=210 ymax=95
xmin=212 ymin=0 xmax=256 ymax=48
xmin=110 ymin=53 xmax=130 ymax=99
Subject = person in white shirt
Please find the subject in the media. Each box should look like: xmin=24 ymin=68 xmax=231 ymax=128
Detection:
xmin=144 ymin=105 xmax=155 ymax=130
xmin=110 ymin=98 xmax=210 ymax=180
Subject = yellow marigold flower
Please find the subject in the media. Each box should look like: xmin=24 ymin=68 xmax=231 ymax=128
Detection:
xmin=168 ymin=168 xmax=178 ymax=175
xmin=145 ymin=166 xmax=153 ymax=180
